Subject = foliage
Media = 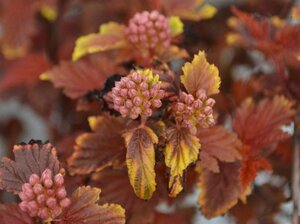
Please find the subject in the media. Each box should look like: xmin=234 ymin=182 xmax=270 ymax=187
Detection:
xmin=0 ymin=0 xmax=299 ymax=223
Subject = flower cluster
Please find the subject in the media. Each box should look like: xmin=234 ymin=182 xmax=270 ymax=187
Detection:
xmin=18 ymin=169 xmax=71 ymax=220
xmin=111 ymin=69 xmax=165 ymax=119
xmin=173 ymin=89 xmax=215 ymax=132
xmin=126 ymin=11 xmax=172 ymax=52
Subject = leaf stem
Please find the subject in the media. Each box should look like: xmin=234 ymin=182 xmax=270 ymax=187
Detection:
xmin=292 ymin=111 xmax=300 ymax=224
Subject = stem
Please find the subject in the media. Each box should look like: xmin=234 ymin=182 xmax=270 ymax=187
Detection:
xmin=292 ymin=111 xmax=300 ymax=224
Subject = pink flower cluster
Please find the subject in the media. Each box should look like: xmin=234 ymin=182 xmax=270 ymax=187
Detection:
xmin=174 ymin=89 xmax=216 ymax=132
xmin=18 ymin=169 xmax=71 ymax=220
xmin=111 ymin=70 xmax=165 ymax=119
xmin=126 ymin=11 xmax=172 ymax=51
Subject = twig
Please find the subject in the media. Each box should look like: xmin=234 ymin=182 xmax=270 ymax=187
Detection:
xmin=292 ymin=111 xmax=300 ymax=224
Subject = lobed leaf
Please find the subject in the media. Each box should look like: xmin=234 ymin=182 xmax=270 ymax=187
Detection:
xmin=41 ymin=54 xmax=119 ymax=99
xmin=164 ymin=126 xmax=200 ymax=197
xmin=60 ymin=186 xmax=125 ymax=224
xmin=0 ymin=204 xmax=33 ymax=224
xmin=72 ymin=22 xmax=127 ymax=61
xmin=181 ymin=51 xmax=220 ymax=96
xmin=197 ymin=126 xmax=242 ymax=173
xmin=198 ymin=162 xmax=247 ymax=218
xmin=123 ymin=126 xmax=158 ymax=200
xmin=0 ymin=141 xmax=60 ymax=194
xmin=233 ymin=95 xmax=295 ymax=148
xmin=68 ymin=115 xmax=126 ymax=175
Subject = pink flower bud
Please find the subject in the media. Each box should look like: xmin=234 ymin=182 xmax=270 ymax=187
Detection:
xmin=185 ymin=94 xmax=194 ymax=104
xmin=126 ymin=80 xmax=136 ymax=89
xmin=197 ymin=114 xmax=205 ymax=122
xmin=19 ymin=201 xmax=28 ymax=212
xmin=125 ymin=100 xmax=133 ymax=108
xmin=37 ymin=194 xmax=46 ymax=205
xmin=47 ymin=189 xmax=55 ymax=196
xmin=44 ymin=179 xmax=53 ymax=188
xmin=56 ymin=187 xmax=67 ymax=199
xmin=139 ymin=82 xmax=148 ymax=90
xmin=152 ymin=99 xmax=162 ymax=108
xmin=120 ymin=89 xmax=128 ymax=97
xmin=19 ymin=192 xmax=27 ymax=201
xmin=141 ymin=90 xmax=150 ymax=98
xmin=132 ymin=72 xmax=142 ymax=83
xmin=176 ymin=102 xmax=185 ymax=111
xmin=130 ymin=113 xmax=139 ymax=119
xmin=46 ymin=197 xmax=57 ymax=208
xmin=143 ymin=108 xmax=152 ymax=117
xmin=27 ymin=201 xmax=38 ymax=211
xmin=157 ymin=90 xmax=165 ymax=98
xmin=113 ymin=97 xmax=123 ymax=106
xmin=54 ymin=174 xmax=64 ymax=187
xmin=206 ymin=98 xmax=216 ymax=107
xmin=196 ymin=89 xmax=207 ymax=100
xmin=128 ymin=89 xmax=137 ymax=97
xmin=33 ymin=183 xmax=44 ymax=195
xmin=112 ymin=87 xmax=120 ymax=95
xmin=38 ymin=208 xmax=49 ymax=219
xmin=193 ymin=100 xmax=203 ymax=109
xmin=143 ymin=101 xmax=151 ymax=108
xmin=131 ymin=107 xmax=141 ymax=115
xmin=119 ymin=107 xmax=128 ymax=115
xmin=60 ymin=198 xmax=71 ymax=208
xmin=29 ymin=174 xmax=40 ymax=185
xmin=22 ymin=183 xmax=32 ymax=192
xmin=203 ymin=106 xmax=213 ymax=115
xmin=41 ymin=169 xmax=52 ymax=181
xmin=131 ymin=97 xmax=141 ymax=106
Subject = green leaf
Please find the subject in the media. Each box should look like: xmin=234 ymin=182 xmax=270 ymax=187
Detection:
xmin=164 ymin=126 xmax=200 ymax=197
xmin=123 ymin=126 xmax=158 ymax=200
xmin=169 ymin=16 xmax=184 ymax=36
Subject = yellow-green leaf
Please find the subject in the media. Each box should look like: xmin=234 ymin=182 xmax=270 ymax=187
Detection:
xmin=164 ymin=126 xmax=201 ymax=197
xmin=72 ymin=22 xmax=127 ymax=61
xmin=123 ymin=126 xmax=158 ymax=200
xmin=181 ymin=50 xmax=220 ymax=96
xmin=169 ymin=16 xmax=184 ymax=36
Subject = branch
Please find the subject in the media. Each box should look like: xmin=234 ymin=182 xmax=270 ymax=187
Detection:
xmin=292 ymin=111 xmax=300 ymax=224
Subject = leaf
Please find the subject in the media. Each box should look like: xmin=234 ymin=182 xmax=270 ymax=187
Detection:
xmin=0 ymin=53 xmax=50 ymax=93
xmin=233 ymin=95 xmax=294 ymax=148
xmin=198 ymin=162 xmax=247 ymax=218
xmin=60 ymin=186 xmax=125 ymax=224
xmin=68 ymin=115 xmax=126 ymax=175
xmin=41 ymin=54 xmax=119 ymax=99
xmin=0 ymin=140 xmax=60 ymax=194
xmin=91 ymin=166 xmax=167 ymax=216
xmin=197 ymin=126 xmax=242 ymax=173
xmin=123 ymin=126 xmax=158 ymax=200
xmin=163 ymin=0 xmax=217 ymax=21
xmin=181 ymin=51 xmax=220 ymax=96
xmin=72 ymin=22 xmax=127 ymax=60
xmin=239 ymin=145 xmax=272 ymax=189
xmin=168 ymin=16 xmax=184 ymax=37
xmin=164 ymin=126 xmax=200 ymax=197
xmin=0 ymin=204 xmax=33 ymax=224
